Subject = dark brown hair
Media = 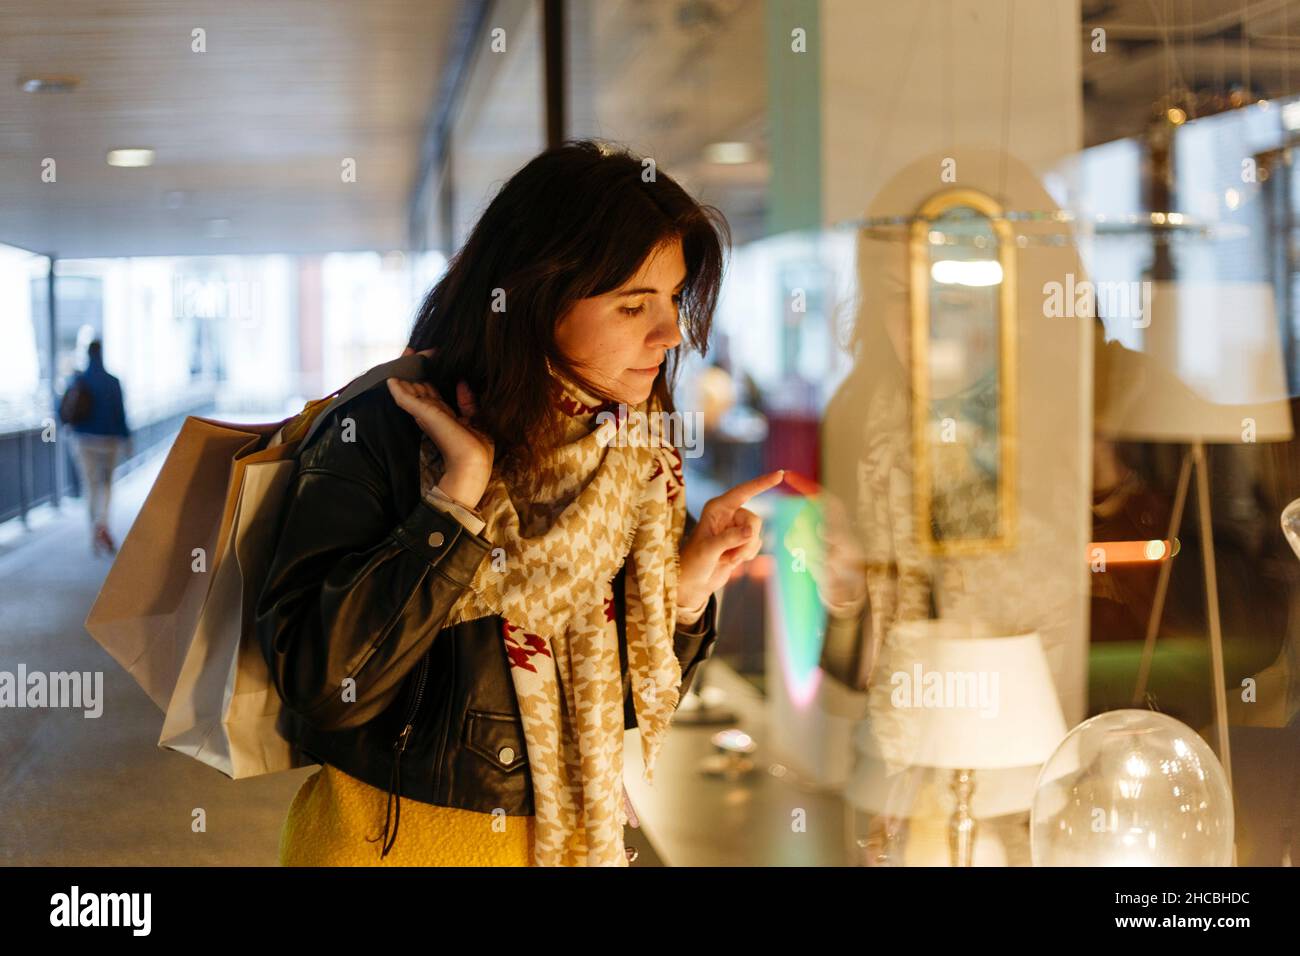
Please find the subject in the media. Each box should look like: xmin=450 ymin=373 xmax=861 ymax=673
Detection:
xmin=408 ymin=139 xmax=730 ymax=481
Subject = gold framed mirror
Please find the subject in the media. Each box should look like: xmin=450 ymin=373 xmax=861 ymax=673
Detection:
xmin=909 ymin=188 xmax=1017 ymax=555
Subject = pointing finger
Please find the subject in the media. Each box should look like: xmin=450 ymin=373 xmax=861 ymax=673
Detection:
xmin=712 ymin=469 xmax=784 ymax=512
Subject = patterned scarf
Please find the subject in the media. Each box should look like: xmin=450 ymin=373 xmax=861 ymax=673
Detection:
xmin=418 ymin=374 xmax=687 ymax=866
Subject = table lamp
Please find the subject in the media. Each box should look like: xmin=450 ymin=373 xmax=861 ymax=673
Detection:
xmin=845 ymin=750 xmax=1043 ymax=866
xmin=1094 ymin=280 xmax=1294 ymax=792
xmin=895 ymin=621 xmax=1069 ymax=866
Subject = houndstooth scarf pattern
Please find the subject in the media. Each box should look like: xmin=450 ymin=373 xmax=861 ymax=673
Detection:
xmin=419 ymin=376 xmax=686 ymax=866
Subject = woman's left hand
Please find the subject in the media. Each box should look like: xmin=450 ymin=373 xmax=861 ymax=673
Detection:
xmin=676 ymin=469 xmax=784 ymax=612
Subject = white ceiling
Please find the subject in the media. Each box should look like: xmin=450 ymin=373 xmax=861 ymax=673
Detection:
xmin=567 ymin=0 xmax=769 ymax=243
xmin=5 ymin=0 xmax=1298 ymax=261
xmin=0 ymin=0 xmax=458 ymax=259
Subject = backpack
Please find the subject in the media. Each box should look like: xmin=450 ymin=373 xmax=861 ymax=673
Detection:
xmin=60 ymin=378 xmax=93 ymax=426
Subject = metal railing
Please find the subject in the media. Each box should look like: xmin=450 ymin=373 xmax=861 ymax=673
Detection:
xmin=0 ymin=401 xmax=214 ymax=527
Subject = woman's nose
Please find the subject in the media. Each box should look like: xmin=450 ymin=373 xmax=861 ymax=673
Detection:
xmin=649 ymin=301 xmax=683 ymax=349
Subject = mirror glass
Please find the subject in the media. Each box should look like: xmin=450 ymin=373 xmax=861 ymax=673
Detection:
xmin=918 ymin=200 xmax=1009 ymax=549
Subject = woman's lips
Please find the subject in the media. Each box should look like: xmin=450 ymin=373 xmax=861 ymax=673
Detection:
xmin=628 ymin=365 xmax=660 ymax=375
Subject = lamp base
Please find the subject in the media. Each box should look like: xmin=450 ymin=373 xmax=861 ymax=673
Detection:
xmin=949 ymin=768 xmax=977 ymax=867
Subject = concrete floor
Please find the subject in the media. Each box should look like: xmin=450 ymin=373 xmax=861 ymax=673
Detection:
xmin=0 ymin=451 xmax=313 ymax=865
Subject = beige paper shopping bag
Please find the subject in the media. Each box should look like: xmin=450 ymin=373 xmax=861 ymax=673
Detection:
xmin=87 ymin=353 xmax=429 ymax=778
xmin=84 ymin=416 xmax=277 ymax=712
xmin=158 ymin=440 xmax=311 ymax=778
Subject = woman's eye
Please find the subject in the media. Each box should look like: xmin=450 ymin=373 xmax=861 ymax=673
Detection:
xmin=620 ymin=294 xmax=680 ymax=316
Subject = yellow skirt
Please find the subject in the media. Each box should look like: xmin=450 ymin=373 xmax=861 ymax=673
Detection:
xmin=279 ymin=764 xmax=535 ymax=867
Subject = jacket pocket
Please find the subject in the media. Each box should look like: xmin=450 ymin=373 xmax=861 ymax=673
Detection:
xmin=464 ymin=710 xmax=528 ymax=773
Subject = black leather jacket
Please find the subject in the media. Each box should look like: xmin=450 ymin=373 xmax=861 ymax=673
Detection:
xmin=255 ymin=382 xmax=719 ymax=854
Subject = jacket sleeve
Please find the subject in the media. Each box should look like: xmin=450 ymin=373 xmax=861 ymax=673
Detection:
xmin=672 ymin=591 xmax=719 ymax=701
xmin=255 ymin=390 xmax=494 ymax=732
xmin=673 ymin=509 xmax=720 ymax=701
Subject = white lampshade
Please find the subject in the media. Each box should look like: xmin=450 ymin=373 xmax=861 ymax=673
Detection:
xmin=889 ymin=621 xmax=1068 ymax=771
xmin=1095 ymin=280 xmax=1294 ymax=443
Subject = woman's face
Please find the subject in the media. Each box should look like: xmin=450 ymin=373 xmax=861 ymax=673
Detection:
xmin=555 ymin=238 xmax=686 ymax=405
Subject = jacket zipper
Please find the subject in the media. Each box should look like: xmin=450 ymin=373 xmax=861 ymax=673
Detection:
xmin=402 ymin=654 xmax=431 ymax=735
xmin=372 ymin=653 xmax=429 ymax=858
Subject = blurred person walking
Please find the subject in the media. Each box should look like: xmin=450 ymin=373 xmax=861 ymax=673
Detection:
xmin=59 ymin=339 xmax=131 ymax=555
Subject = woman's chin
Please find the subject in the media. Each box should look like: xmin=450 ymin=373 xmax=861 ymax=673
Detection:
xmin=617 ymin=376 xmax=656 ymax=405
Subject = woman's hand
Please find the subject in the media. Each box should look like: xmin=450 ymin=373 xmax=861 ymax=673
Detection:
xmin=676 ymin=469 xmax=784 ymax=612
xmin=388 ymin=349 xmax=494 ymax=509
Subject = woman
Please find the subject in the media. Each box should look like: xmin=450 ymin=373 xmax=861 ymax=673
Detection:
xmin=257 ymin=140 xmax=781 ymax=866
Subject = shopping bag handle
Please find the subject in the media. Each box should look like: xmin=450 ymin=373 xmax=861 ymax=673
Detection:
xmin=300 ymin=352 xmax=431 ymax=450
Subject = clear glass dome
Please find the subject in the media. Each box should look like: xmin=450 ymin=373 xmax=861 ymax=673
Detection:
xmin=1030 ymin=709 xmax=1233 ymax=866
xmin=1281 ymin=497 xmax=1300 ymax=561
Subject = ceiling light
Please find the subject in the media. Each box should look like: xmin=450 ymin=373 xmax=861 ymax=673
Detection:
xmin=107 ymin=148 xmax=155 ymax=168
xmin=703 ymin=141 xmax=755 ymax=165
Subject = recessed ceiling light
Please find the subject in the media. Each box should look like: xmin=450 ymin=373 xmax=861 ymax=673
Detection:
xmin=703 ymin=141 xmax=755 ymax=165
xmin=107 ymin=148 xmax=154 ymax=167
xmin=19 ymin=75 xmax=80 ymax=93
